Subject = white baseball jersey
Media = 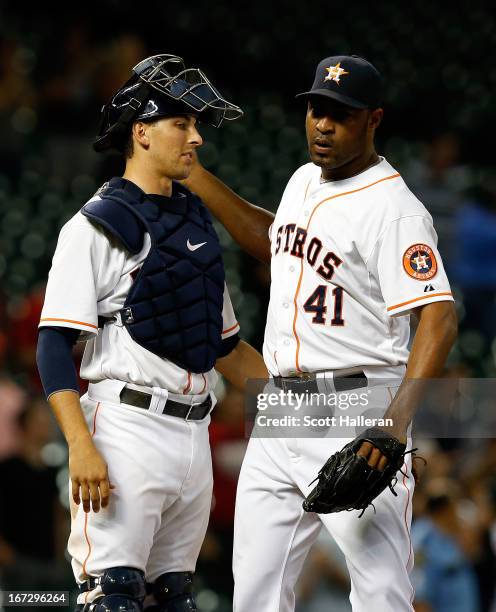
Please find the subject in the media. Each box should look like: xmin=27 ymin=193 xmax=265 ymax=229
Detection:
xmin=263 ymin=156 xmax=453 ymax=377
xmin=39 ymin=211 xmax=239 ymax=395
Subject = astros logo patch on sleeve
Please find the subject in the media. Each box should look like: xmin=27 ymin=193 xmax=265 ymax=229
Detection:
xmin=402 ymin=244 xmax=437 ymax=280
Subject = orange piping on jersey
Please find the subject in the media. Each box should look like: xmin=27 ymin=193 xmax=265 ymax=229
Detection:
xmin=402 ymin=469 xmax=414 ymax=574
xmin=82 ymin=513 xmax=92 ymax=585
xmin=302 ymin=177 xmax=313 ymax=203
xmin=291 ymin=172 xmax=401 ymax=373
xmin=387 ymin=292 xmax=453 ymax=312
xmin=222 ymin=322 xmax=240 ymax=335
xmin=291 ymin=178 xmax=313 ymax=372
xmin=199 ymin=374 xmax=207 ymax=394
xmin=293 ymin=257 xmax=305 ymax=372
xmin=40 ymin=317 xmax=98 ymax=330
xmin=91 ymin=402 xmax=100 ymax=436
xmin=182 ymin=372 xmax=192 ymax=395
xmin=82 ymin=402 xmax=100 ymax=582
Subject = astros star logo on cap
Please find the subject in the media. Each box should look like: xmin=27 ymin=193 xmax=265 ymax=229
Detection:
xmin=324 ymin=62 xmax=349 ymax=84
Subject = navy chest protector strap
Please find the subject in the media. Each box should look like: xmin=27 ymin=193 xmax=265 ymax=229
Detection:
xmin=82 ymin=177 xmax=225 ymax=373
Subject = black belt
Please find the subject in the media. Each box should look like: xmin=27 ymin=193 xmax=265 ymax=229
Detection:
xmin=274 ymin=370 xmax=368 ymax=394
xmin=119 ymin=387 xmax=212 ymax=421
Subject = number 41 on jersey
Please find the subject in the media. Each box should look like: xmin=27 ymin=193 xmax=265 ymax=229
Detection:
xmin=303 ymin=285 xmax=345 ymax=326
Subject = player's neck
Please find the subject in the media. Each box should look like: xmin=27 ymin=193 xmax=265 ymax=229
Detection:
xmin=123 ymin=164 xmax=173 ymax=197
xmin=321 ymin=150 xmax=380 ymax=183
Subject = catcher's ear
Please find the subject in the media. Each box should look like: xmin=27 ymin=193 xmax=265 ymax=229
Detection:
xmin=132 ymin=121 xmax=151 ymax=148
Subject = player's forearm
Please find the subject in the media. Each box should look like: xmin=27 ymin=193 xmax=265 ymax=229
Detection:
xmin=215 ymin=340 xmax=268 ymax=391
xmin=384 ymin=301 xmax=458 ymax=438
xmin=48 ymin=390 xmax=93 ymax=448
xmin=184 ymin=164 xmax=273 ymax=264
xmin=50 ymin=390 xmax=110 ymax=512
xmin=405 ymin=301 xmax=458 ymax=378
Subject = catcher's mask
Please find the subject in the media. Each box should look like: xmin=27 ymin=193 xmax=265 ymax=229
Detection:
xmin=94 ymin=54 xmax=243 ymax=152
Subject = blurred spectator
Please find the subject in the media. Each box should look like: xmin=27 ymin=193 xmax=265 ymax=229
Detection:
xmin=7 ymin=285 xmax=45 ymax=391
xmin=471 ymin=479 xmax=496 ymax=612
xmin=460 ymin=443 xmax=496 ymax=610
xmin=411 ymin=478 xmax=480 ymax=612
xmin=0 ymin=290 xmax=9 ymax=372
xmin=209 ymin=384 xmax=247 ymax=530
xmin=0 ymin=39 xmax=37 ymax=114
xmin=0 ymin=376 xmax=26 ymax=459
xmin=0 ymin=397 xmax=72 ymax=601
xmin=92 ymin=33 xmax=146 ymax=103
xmin=453 ymin=179 xmax=496 ymax=364
xmin=7 ymin=284 xmax=88 ymax=395
xmin=197 ymin=383 xmax=248 ymax=601
xmin=403 ymin=132 xmax=471 ymax=269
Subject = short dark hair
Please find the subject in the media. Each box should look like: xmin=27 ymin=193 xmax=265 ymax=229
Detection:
xmin=426 ymin=493 xmax=452 ymax=514
xmin=123 ymin=131 xmax=134 ymax=159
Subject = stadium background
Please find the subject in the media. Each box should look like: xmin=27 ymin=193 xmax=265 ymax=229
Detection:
xmin=0 ymin=2 xmax=495 ymax=610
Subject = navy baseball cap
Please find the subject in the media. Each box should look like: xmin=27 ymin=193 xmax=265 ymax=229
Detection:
xmin=296 ymin=55 xmax=383 ymax=109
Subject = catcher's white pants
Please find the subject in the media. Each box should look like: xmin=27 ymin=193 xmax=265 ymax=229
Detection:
xmin=68 ymin=380 xmax=213 ymax=607
xmin=233 ymin=369 xmax=415 ymax=612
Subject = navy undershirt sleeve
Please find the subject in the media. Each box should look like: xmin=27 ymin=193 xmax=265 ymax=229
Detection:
xmin=36 ymin=327 xmax=81 ymax=399
xmin=218 ymin=332 xmax=240 ymax=358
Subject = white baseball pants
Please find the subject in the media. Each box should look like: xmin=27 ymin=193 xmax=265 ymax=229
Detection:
xmin=68 ymin=380 xmax=213 ymax=606
xmin=233 ymin=374 xmax=415 ymax=612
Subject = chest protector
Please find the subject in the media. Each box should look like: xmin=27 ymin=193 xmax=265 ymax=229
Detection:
xmin=82 ymin=177 xmax=225 ymax=373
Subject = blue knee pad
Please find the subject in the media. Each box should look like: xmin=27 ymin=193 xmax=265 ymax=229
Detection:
xmin=149 ymin=572 xmax=197 ymax=611
xmin=80 ymin=566 xmax=146 ymax=611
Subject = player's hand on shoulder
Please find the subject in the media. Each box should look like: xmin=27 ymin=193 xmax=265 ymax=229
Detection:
xmin=180 ymin=150 xmax=202 ymax=187
xmin=69 ymin=439 xmax=111 ymax=513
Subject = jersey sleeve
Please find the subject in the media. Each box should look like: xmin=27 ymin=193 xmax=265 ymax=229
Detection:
xmin=221 ymin=283 xmax=240 ymax=339
xmin=217 ymin=282 xmax=240 ymax=358
xmin=373 ymin=215 xmax=454 ymax=317
xmin=39 ymin=216 xmax=112 ymax=338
